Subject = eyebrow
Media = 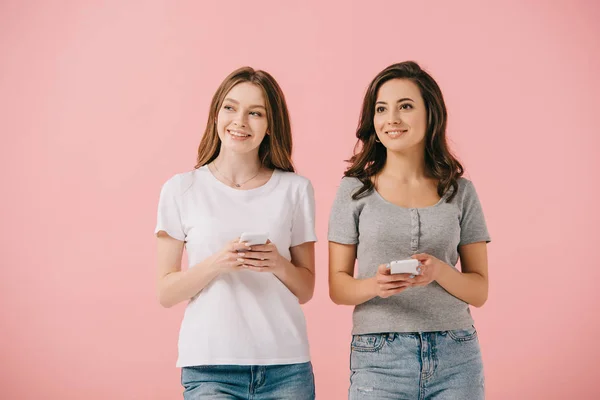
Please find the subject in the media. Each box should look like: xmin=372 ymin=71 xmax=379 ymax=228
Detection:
xmin=375 ymin=98 xmax=414 ymax=105
xmin=223 ymin=98 xmax=266 ymax=110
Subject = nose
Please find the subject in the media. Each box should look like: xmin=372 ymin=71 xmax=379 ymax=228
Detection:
xmin=387 ymin=109 xmax=401 ymax=125
xmin=232 ymin=111 xmax=247 ymax=127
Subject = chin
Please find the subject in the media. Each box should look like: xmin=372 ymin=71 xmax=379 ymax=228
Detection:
xmin=384 ymin=139 xmax=424 ymax=154
xmin=383 ymin=143 xmax=409 ymax=152
xmin=221 ymin=142 xmax=260 ymax=154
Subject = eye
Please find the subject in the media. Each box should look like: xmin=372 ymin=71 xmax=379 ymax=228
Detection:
xmin=376 ymin=106 xmax=386 ymax=113
xmin=400 ymin=103 xmax=413 ymax=110
xmin=250 ymin=111 xmax=262 ymax=117
xmin=223 ymin=105 xmax=234 ymax=111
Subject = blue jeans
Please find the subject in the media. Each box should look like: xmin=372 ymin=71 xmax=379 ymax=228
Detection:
xmin=349 ymin=327 xmax=484 ymax=400
xmin=181 ymin=362 xmax=315 ymax=400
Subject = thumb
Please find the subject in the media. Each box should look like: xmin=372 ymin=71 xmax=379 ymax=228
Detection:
xmin=378 ymin=263 xmax=390 ymax=274
xmin=411 ymin=253 xmax=429 ymax=262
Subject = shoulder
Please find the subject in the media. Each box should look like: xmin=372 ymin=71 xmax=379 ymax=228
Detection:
xmin=276 ymin=170 xmax=313 ymax=191
xmin=334 ymin=176 xmax=367 ymax=204
xmin=456 ymin=177 xmax=474 ymax=192
xmin=336 ymin=176 xmax=363 ymax=195
xmin=456 ymin=177 xmax=478 ymax=197
xmin=330 ymin=176 xmax=367 ymax=210
xmin=160 ymin=169 xmax=198 ymax=197
xmin=452 ymin=177 xmax=482 ymax=208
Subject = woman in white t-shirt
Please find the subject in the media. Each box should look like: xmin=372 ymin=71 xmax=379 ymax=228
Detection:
xmin=155 ymin=67 xmax=317 ymax=399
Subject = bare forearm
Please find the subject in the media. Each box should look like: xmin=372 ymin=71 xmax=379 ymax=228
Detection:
xmin=436 ymin=264 xmax=488 ymax=307
xmin=329 ymin=272 xmax=376 ymax=306
xmin=158 ymin=256 xmax=220 ymax=308
xmin=274 ymin=258 xmax=315 ymax=304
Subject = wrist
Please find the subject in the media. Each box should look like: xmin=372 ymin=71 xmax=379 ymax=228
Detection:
xmin=434 ymin=262 xmax=452 ymax=283
xmin=272 ymin=255 xmax=291 ymax=278
xmin=365 ymin=276 xmax=379 ymax=299
xmin=206 ymin=254 xmax=223 ymax=275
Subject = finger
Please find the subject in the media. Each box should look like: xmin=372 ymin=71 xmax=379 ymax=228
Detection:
xmin=411 ymin=272 xmax=432 ymax=283
xmin=381 ymin=286 xmax=410 ymax=297
xmin=377 ymin=273 xmax=413 ymax=284
xmin=227 ymin=253 xmax=241 ymax=262
xmin=388 ymin=285 xmax=410 ymax=294
xmin=378 ymin=264 xmax=391 ymax=275
xmin=229 ymin=261 xmax=244 ymax=269
xmin=411 ymin=253 xmax=429 ymax=262
xmin=243 ymin=265 xmax=268 ymax=272
xmin=231 ymin=242 xmax=251 ymax=252
xmin=411 ymin=277 xmax=431 ymax=286
xmin=239 ymin=258 xmax=270 ymax=268
xmin=389 ymin=273 xmax=414 ymax=280
xmin=246 ymin=243 xmax=273 ymax=252
xmin=379 ymin=282 xmax=411 ymax=291
xmin=240 ymin=252 xmax=270 ymax=261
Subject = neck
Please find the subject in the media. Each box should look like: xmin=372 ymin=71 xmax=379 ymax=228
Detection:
xmin=381 ymin=147 xmax=428 ymax=183
xmin=213 ymin=149 xmax=262 ymax=182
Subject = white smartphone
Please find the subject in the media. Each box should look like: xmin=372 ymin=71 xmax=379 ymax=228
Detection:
xmin=387 ymin=259 xmax=420 ymax=275
xmin=239 ymin=232 xmax=269 ymax=246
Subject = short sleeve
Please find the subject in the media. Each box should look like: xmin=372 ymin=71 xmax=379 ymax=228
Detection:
xmin=154 ymin=175 xmax=186 ymax=241
xmin=290 ymin=180 xmax=317 ymax=247
xmin=327 ymin=178 xmax=361 ymax=245
xmin=459 ymin=180 xmax=491 ymax=246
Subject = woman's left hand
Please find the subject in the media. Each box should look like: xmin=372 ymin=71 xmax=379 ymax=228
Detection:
xmin=409 ymin=253 xmax=446 ymax=287
xmin=237 ymin=240 xmax=284 ymax=273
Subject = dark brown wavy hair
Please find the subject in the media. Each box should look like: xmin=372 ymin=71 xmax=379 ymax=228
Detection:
xmin=194 ymin=67 xmax=294 ymax=172
xmin=345 ymin=61 xmax=463 ymax=201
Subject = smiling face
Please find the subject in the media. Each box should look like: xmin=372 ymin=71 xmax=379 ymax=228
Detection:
xmin=216 ymin=82 xmax=269 ymax=155
xmin=373 ymin=78 xmax=428 ymax=153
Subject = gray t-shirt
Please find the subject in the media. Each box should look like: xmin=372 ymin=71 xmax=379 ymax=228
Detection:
xmin=328 ymin=177 xmax=491 ymax=334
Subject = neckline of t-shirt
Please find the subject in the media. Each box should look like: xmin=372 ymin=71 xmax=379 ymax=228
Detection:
xmin=371 ymin=184 xmax=453 ymax=211
xmin=200 ymin=165 xmax=281 ymax=195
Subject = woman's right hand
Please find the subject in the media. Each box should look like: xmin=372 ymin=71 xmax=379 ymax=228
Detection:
xmin=373 ymin=264 xmax=413 ymax=298
xmin=210 ymin=238 xmax=251 ymax=273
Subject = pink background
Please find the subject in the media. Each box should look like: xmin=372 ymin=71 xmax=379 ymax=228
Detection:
xmin=1 ymin=1 xmax=599 ymax=398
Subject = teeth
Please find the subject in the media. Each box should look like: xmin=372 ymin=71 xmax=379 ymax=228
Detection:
xmin=228 ymin=130 xmax=250 ymax=137
xmin=386 ymin=130 xmax=406 ymax=136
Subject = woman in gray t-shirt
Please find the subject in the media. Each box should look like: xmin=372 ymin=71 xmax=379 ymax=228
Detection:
xmin=328 ymin=61 xmax=491 ymax=400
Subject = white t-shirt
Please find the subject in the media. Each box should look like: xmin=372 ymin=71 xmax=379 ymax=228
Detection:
xmin=155 ymin=166 xmax=317 ymax=367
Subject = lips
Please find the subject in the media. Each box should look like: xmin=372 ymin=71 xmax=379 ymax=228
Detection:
xmin=227 ymin=129 xmax=251 ymax=139
xmin=385 ymin=129 xmax=408 ymax=138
